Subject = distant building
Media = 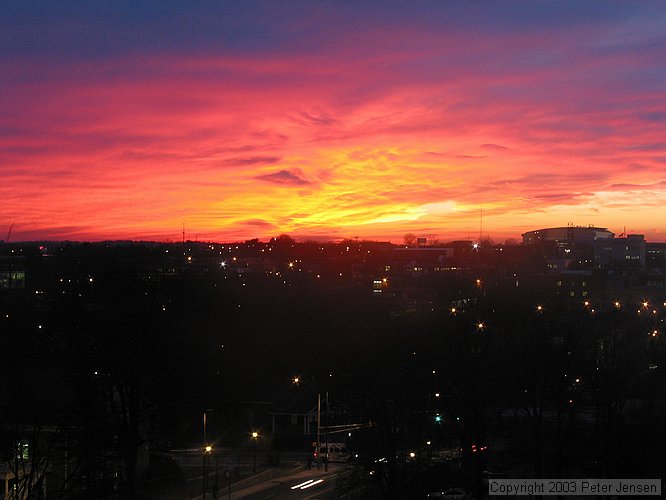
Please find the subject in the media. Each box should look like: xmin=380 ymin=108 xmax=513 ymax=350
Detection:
xmin=523 ymin=226 xmax=614 ymax=271
xmin=522 ymin=226 xmax=614 ymax=245
xmin=594 ymin=234 xmax=646 ymax=271
xmin=0 ymin=256 xmax=25 ymax=289
xmin=0 ymin=270 xmax=25 ymax=289
xmin=392 ymin=247 xmax=456 ymax=275
xmin=522 ymin=226 xmax=650 ymax=273
xmin=647 ymin=242 xmax=666 ymax=269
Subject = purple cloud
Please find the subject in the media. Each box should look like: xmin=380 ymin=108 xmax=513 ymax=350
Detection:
xmin=255 ymin=169 xmax=311 ymax=186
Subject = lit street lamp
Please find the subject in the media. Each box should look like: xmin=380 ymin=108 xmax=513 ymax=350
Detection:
xmin=202 ymin=445 xmax=212 ymax=499
xmin=202 ymin=409 xmax=213 ymax=499
xmin=252 ymin=432 xmax=259 ymax=472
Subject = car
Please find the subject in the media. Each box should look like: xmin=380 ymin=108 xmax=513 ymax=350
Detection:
xmin=426 ymin=487 xmax=469 ymax=499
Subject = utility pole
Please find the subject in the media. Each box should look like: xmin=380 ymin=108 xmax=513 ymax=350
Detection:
xmin=202 ymin=410 xmax=207 ymax=500
xmin=226 ymin=470 xmax=231 ymax=500
xmin=202 ymin=409 xmax=214 ymax=498
xmin=325 ymin=391 xmax=330 ymax=470
xmin=316 ymin=393 xmax=321 ymax=465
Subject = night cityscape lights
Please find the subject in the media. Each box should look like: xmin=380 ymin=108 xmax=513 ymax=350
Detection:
xmin=2 ymin=0 xmax=666 ymax=496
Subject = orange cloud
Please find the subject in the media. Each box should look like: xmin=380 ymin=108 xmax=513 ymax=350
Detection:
xmin=2 ymin=9 xmax=666 ymax=242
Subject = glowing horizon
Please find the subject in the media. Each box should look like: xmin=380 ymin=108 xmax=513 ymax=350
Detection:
xmin=2 ymin=3 xmax=666 ymax=243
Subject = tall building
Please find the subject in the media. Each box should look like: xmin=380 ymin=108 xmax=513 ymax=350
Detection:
xmin=647 ymin=242 xmax=666 ymax=269
xmin=594 ymin=234 xmax=646 ymax=271
xmin=522 ymin=225 xmax=647 ymax=272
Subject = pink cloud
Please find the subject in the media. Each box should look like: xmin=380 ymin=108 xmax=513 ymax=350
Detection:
xmin=2 ymin=15 xmax=665 ymax=242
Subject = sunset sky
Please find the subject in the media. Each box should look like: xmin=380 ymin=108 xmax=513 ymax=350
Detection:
xmin=2 ymin=1 xmax=666 ymax=243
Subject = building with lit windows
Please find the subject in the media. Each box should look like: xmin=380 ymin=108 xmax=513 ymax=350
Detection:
xmin=0 ymin=256 xmax=25 ymax=289
xmin=521 ymin=226 xmax=614 ymax=245
xmin=522 ymin=226 xmax=649 ymax=273
xmin=647 ymin=243 xmax=666 ymax=269
xmin=594 ymin=234 xmax=646 ymax=271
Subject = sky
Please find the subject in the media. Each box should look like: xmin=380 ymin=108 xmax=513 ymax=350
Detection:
xmin=2 ymin=1 xmax=666 ymax=243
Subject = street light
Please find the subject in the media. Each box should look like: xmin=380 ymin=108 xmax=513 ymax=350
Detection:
xmin=251 ymin=432 xmax=259 ymax=472
xmin=202 ymin=445 xmax=212 ymax=499
xmin=203 ymin=409 xmax=214 ymax=499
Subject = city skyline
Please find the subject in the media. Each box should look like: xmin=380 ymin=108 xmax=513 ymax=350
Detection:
xmin=2 ymin=2 xmax=666 ymax=243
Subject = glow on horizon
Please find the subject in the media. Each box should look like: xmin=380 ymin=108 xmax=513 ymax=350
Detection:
xmin=1 ymin=3 xmax=666 ymax=243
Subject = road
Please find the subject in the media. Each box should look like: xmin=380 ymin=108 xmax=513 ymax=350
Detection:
xmin=173 ymin=448 xmax=367 ymax=499
xmin=232 ymin=464 xmax=362 ymax=499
